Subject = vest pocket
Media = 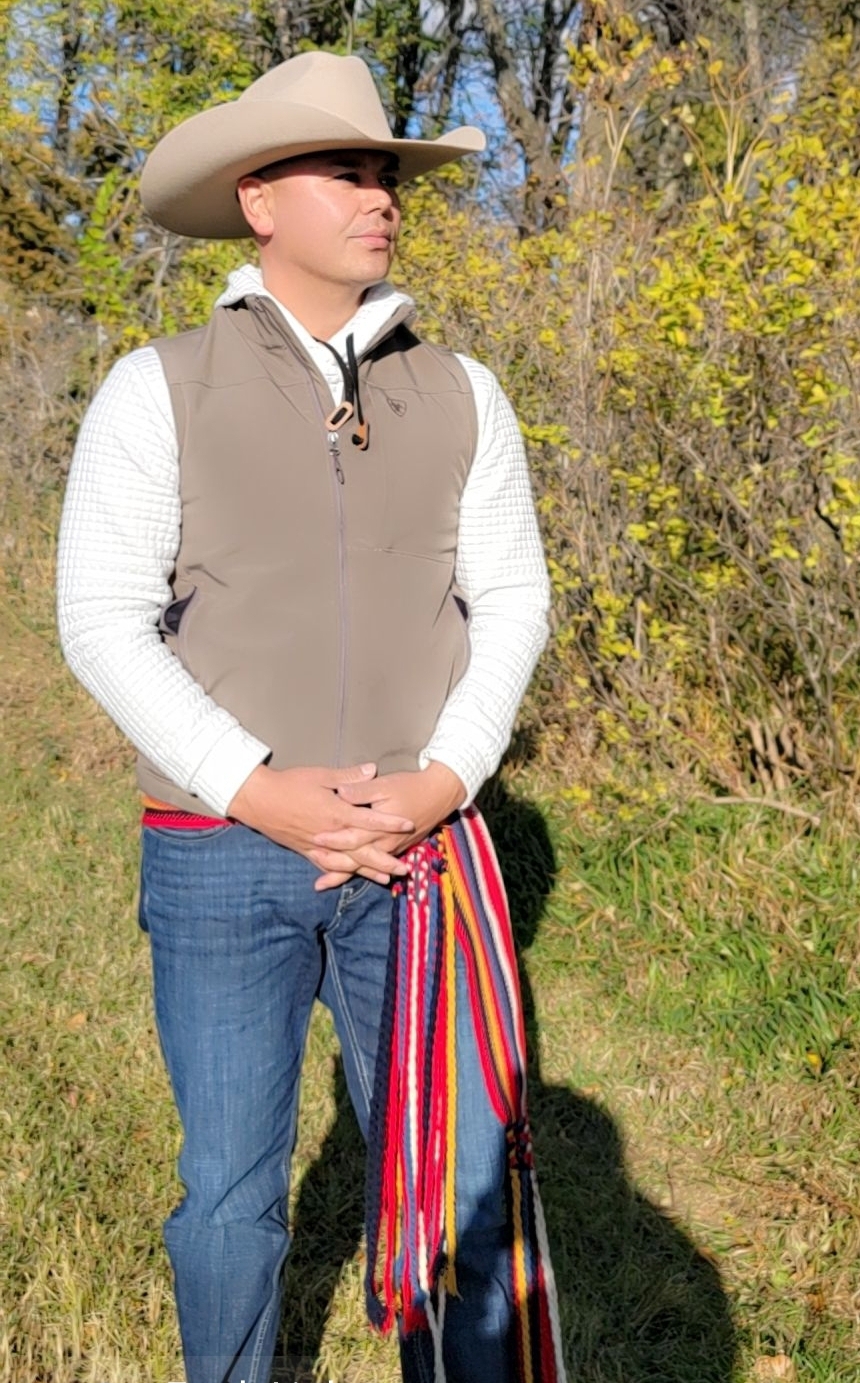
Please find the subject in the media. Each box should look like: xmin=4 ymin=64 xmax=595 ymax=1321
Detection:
xmin=158 ymin=587 xmax=197 ymax=636
xmin=158 ymin=586 xmax=202 ymax=666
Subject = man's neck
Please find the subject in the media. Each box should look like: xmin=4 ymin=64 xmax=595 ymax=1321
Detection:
xmin=259 ymin=265 xmax=368 ymax=342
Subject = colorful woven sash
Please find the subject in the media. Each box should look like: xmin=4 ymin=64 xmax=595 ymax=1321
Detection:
xmin=365 ymin=806 xmax=566 ymax=1382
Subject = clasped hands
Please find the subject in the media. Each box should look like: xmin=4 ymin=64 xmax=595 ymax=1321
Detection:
xmin=227 ymin=759 xmax=465 ymax=891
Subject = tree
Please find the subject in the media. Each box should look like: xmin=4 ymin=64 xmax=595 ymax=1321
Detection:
xmin=469 ymin=0 xmax=578 ymax=232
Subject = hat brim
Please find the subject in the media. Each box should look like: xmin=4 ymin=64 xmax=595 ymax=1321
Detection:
xmin=140 ymin=99 xmax=486 ymax=239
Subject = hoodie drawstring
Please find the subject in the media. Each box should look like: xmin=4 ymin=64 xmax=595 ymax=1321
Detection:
xmin=318 ymin=333 xmax=370 ymax=450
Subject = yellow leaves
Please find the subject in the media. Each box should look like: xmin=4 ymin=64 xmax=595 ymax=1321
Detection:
xmin=593 ymin=587 xmax=630 ymax=617
xmin=596 ymin=708 xmax=632 ymax=744
xmin=547 ymin=556 xmax=582 ymax=597
xmin=560 ymin=784 xmax=593 ymax=805
xmin=653 ymin=54 xmax=684 ymax=87
xmin=831 ymin=475 xmax=860 ymax=507
xmin=537 ymin=327 xmax=563 ymax=353
xmin=646 ymin=484 xmax=681 ymax=513
xmin=612 ymin=461 xmax=659 ymax=493
xmin=664 ymin=517 xmax=689 ymax=561
xmin=616 ymin=13 xmax=641 ymax=43
xmin=769 ymin=536 xmax=801 ymax=562
xmin=628 ymin=36 xmax=654 ymax=63
xmin=603 ymin=634 xmax=640 ymax=659
xmin=521 ymin=422 xmax=569 ymax=448
xmin=694 ymin=563 xmax=742 ymax=596
xmin=792 ymin=366 xmax=847 ymax=417
xmin=815 ymin=462 xmax=860 ymax=555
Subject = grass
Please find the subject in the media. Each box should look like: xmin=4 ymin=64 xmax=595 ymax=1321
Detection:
xmin=2 ymin=487 xmax=859 ymax=1381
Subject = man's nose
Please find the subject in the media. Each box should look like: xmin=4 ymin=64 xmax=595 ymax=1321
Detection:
xmin=361 ymin=180 xmax=397 ymax=214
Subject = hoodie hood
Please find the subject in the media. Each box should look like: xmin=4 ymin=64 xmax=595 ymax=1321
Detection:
xmin=214 ymin=263 xmax=416 ymax=360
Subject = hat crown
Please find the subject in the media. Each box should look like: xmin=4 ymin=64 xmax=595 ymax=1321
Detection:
xmin=241 ymin=52 xmax=394 ymax=141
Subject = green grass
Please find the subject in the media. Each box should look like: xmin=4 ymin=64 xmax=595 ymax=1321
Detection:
xmin=538 ymin=798 xmax=860 ymax=1072
xmin=2 ymin=492 xmax=859 ymax=1381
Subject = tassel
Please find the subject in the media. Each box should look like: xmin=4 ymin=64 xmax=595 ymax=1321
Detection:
xmin=364 ymin=808 xmax=567 ymax=1382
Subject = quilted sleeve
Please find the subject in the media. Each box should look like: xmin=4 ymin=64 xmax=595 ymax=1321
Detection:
xmin=56 ymin=348 xmax=270 ymax=814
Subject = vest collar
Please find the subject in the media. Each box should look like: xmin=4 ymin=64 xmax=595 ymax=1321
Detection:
xmin=215 ymin=263 xmax=416 ymax=360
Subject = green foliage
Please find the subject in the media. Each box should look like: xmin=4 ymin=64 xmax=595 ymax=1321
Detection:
xmin=571 ymin=36 xmax=860 ymax=781
xmin=6 ymin=11 xmax=860 ymax=793
xmin=0 ymin=113 xmax=79 ymax=295
xmin=0 ymin=0 xmax=260 ymax=311
xmin=395 ymin=33 xmax=860 ymax=792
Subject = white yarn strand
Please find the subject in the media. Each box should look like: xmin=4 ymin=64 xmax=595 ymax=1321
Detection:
xmin=424 ymin=1282 xmax=448 ymax=1383
xmin=530 ymin=1165 xmax=568 ymax=1382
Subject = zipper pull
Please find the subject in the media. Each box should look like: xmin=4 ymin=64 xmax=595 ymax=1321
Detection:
xmin=329 ymin=434 xmax=345 ymax=484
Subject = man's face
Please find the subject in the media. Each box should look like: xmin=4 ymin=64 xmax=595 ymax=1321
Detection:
xmin=238 ymin=150 xmax=401 ymax=292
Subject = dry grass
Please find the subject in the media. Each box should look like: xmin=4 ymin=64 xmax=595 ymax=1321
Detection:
xmin=2 ymin=489 xmax=860 ymax=1381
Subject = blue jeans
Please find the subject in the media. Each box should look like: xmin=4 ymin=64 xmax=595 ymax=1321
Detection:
xmin=139 ymin=822 xmax=518 ymax=1383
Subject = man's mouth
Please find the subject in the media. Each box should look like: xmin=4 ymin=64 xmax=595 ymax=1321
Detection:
xmin=355 ymin=229 xmax=393 ymax=245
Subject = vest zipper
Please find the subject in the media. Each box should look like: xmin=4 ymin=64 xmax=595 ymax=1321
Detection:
xmin=309 ymin=384 xmax=348 ymax=766
xmin=329 ymin=432 xmax=345 ymax=485
xmin=244 ymin=295 xmax=403 ymax=767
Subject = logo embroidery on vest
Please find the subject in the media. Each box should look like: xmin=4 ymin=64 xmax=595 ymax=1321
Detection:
xmin=386 ymin=396 xmax=407 ymax=416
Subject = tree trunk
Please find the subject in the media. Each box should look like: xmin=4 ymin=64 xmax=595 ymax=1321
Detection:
xmin=472 ymin=0 xmax=570 ymax=234
xmin=742 ymin=0 xmax=765 ymax=118
xmin=54 ymin=1 xmax=82 ymax=166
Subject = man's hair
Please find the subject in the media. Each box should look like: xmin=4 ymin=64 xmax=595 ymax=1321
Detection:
xmin=251 ymin=153 xmax=308 ymax=181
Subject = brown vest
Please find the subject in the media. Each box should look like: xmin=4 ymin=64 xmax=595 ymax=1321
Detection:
xmin=136 ymin=294 xmax=478 ymax=812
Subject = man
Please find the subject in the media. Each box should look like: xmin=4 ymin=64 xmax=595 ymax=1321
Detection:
xmin=57 ymin=50 xmax=561 ymax=1383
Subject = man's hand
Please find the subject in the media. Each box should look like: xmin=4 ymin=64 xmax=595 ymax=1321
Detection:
xmin=309 ymin=761 xmax=466 ymax=890
xmin=227 ymin=762 xmax=415 ymax=884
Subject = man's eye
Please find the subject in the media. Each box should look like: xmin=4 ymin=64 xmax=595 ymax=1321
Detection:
xmin=380 ymin=174 xmax=400 ymax=190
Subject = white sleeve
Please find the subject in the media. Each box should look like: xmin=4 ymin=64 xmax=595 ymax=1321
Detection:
xmin=419 ymin=357 xmax=550 ymax=802
xmin=56 ymin=348 xmax=270 ymax=814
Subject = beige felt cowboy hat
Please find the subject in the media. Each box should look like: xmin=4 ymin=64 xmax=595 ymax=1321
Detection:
xmin=140 ymin=50 xmax=486 ymax=239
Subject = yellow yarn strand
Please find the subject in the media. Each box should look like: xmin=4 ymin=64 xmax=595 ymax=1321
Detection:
xmin=395 ymin=1155 xmax=403 ymax=1281
xmin=450 ymin=864 xmax=514 ymax=1107
xmin=510 ymin=1168 xmax=535 ymax=1383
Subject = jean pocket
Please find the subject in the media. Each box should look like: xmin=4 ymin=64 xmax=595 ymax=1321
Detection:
xmin=142 ymin=823 xmax=234 ymax=841
xmin=339 ymin=877 xmax=375 ymax=907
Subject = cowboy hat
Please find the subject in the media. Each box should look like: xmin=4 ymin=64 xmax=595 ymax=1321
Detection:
xmin=140 ymin=50 xmax=486 ymax=239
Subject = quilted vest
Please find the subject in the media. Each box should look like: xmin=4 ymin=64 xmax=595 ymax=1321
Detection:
xmin=136 ymin=293 xmax=477 ymax=813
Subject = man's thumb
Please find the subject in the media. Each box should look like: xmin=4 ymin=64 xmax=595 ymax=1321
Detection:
xmin=336 ymin=761 xmax=377 ymax=784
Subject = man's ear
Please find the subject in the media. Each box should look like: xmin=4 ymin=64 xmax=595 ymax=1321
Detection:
xmin=236 ymin=176 xmax=274 ymax=239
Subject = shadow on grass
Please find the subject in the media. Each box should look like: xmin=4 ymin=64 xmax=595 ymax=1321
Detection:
xmin=482 ymin=779 xmax=737 ymax=1383
xmin=276 ymin=780 xmax=736 ymax=1383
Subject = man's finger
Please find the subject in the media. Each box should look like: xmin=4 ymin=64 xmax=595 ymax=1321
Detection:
xmin=336 ymin=780 xmax=390 ymax=806
xmin=313 ymin=826 xmax=405 ymax=851
xmin=308 ymin=845 xmax=409 ymax=876
xmin=314 ymin=866 xmax=392 ymax=891
xmin=324 ymin=762 xmax=377 ymax=788
xmin=313 ymin=869 xmax=355 ymax=890
xmin=336 ymin=805 xmax=415 ymax=834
